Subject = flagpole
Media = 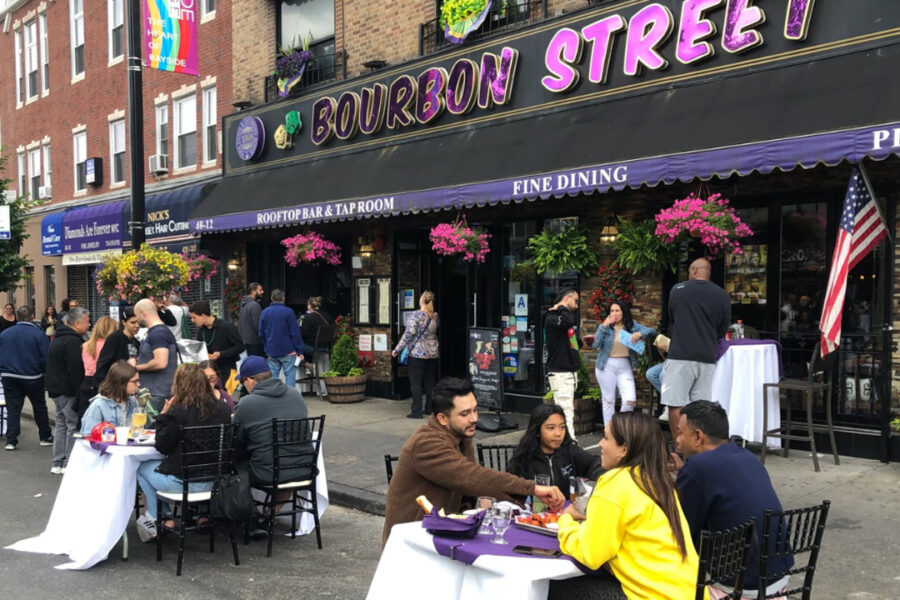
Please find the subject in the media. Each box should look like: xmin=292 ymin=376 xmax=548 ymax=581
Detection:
xmin=126 ymin=0 xmax=145 ymax=248
xmin=858 ymin=162 xmax=891 ymax=244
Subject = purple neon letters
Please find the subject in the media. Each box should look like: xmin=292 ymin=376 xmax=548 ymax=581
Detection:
xmin=543 ymin=0 xmax=817 ymax=92
xmin=312 ymin=48 xmax=519 ymax=145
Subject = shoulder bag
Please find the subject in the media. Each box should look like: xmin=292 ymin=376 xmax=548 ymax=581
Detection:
xmin=400 ymin=315 xmax=433 ymax=365
xmin=210 ymin=469 xmax=256 ymax=522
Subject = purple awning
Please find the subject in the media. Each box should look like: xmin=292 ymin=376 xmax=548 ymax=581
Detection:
xmin=63 ymin=200 xmax=127 ymax=253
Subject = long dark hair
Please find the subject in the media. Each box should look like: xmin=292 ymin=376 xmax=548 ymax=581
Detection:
xmin=171 ymin=363 xmax=219 ymax=420
xmin=507 ymin=404 xmax=574 ymax=478
xmin=608 ymin=412 xmax=689 ymax=559
xmin=611 ymin=300 xmax=635 ymax=332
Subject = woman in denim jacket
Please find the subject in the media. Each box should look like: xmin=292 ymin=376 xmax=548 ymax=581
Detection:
xmin=80 ymin=360 xmax=141 ymax=433
xmin=592 ymin=301 xmax=655 ymax=427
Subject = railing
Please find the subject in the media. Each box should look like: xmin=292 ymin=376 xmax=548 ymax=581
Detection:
xmin=264 ymin=49 xmax=348 ymax=103
xmin=419 ymin=0 xmax=547 ymax=56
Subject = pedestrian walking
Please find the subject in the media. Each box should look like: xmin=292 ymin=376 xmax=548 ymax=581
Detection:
xmin=543 ymin=288 xmax=581 ymax=441
xmin=259 ymin=289 xmax=305 ymax=387
xmin=240 ymin=282 xmax=265 ymax=357
xmin=391 ymin=291 xmax=439 ymax=419
xmin=46 ymin=306 xmax=91 ymax=470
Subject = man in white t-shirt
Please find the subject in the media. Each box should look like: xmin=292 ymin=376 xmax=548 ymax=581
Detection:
xmin=166 ymin=293 xmax=189 ymax=341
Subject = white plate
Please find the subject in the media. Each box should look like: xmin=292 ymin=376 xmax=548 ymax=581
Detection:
xmin=514 ymin=520 xmax=559 ymax=537
xmin=132 ymin=436 xmax=156 ymax=446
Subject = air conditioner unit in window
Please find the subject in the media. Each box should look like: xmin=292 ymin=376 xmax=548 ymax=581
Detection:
xmin=38 ymin=185 xmax=52 ymax=200
xmin=149 ymin=154 xmax=169 ymax=174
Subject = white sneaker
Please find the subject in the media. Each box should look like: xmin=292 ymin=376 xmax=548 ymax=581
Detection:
xmin=4 ymin=443 xmax=15 ymax=451
xmin=658 ymin=409 xmax=670 ymax=422
xmin=50 ymin=466 xmax=63 ymax=475
xmin=136 ymin=514 xmax=158 ymax=542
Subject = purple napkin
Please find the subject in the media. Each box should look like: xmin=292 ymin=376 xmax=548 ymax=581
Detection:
xmin=422 ymin=509 xmax=486 ymax=538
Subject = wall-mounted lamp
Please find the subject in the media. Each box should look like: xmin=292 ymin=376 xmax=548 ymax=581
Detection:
xmin=227 ymin=258 xmax=240 ymax=271
xmin=363 ymin=59 xmax=387 ymax=72
xmin=359 ymin=236 xmax=375 ymax=259
xmin=600 ymin=216 xmax=619 ymax=244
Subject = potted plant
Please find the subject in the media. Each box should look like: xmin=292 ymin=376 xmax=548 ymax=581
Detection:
xmin=526 ymin=226 xmax=598 ymax=277
xmin=612 ymin=218 xmax=678 ymax=275
xmin=322 ymin=334 xmax=367 ymax=404
xmin=441 ymin=0 xmax=493 ymax=44
xmin=429 ymin=217 xmax=491 ymax=263
xmin=655 ymin=192 xmax=753 ymax=257
xmin=274 ymin=32 xmax=313 ymax=98
xmin=282 ymin=232 xmax=342 ymax=267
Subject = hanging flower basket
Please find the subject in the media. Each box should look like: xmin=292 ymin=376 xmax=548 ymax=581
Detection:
xmin=95 ymin=244 xmax=194 ymax=305
xmin=589 ymin=265 xmax=635 ymax=319
xmin=429 ymin=217 xmax=491 ymax=263
xmin=654 ymin=193 xmax=753 ymax=257
xmin=282 ymin=232 xmax=342 ymax=267
xmin=183 ymin=253 xmax=218 ymax=281
xmin=441 ymin=0 xmax=493 ymax=44
xmin=274 ymin=33 xmax=314 ymax=98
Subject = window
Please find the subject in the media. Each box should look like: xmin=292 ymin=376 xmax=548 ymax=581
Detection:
xmin=278 ymin=0 xmax=335 ymax=51
xmin=156 ymin=105 xmax=169 ymax=156
xmin=42 ymin=144 xmax=52 ymax=190
xmin=24 ymin=21 xmax=38 ymax=99
xmin=39 ymin=14 xmax=49 ymax=92
xmin=202 ymin=0 xmax=216 ymax=18
xmin=202 ymin=86 xmax=217 ymax=163
xmin=71 ymin=0 xmax=85 ymax=77
xmin=174 ymin=95 xmax=197 ymax=169
xmin=17 ymin=152 xmax=26 ymax=196
xmin=24 ymin=267 xmax=35 ymax=312
xmin=28 ymin=148 xmax=41 ymax=200
xmin=44 ymin=266 xmax=56 ymax=310
xmin=14 ymin=29 xmax=23 ymax=104
xmin=110 ymin=119 xmax=126 ymax=183
xmin=73 ymin=131 xmax=87 ymax=191
xmin=108 ymin=0 xmax=124 ymax=60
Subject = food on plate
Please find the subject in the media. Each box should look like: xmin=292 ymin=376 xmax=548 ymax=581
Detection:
xmin=516 ymin=512 xmax=560 ymax=529
xmin=416 ymin=495 xmax=435 ymax=514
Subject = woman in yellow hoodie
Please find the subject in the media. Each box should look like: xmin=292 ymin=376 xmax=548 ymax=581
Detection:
xmin=556 ymin=412 xmax=703 ymax=600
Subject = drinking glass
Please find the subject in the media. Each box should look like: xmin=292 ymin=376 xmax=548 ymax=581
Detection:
xmin=476 ymin=496 xmax=495 ymax=534
xmin=136 ymin=387 xmax=152 ymax=407
xmin=131 ymin=406 xmax=147 ymax=436
xmin=569 ymin=476 xmax=589 ymax=513
xmin=490 ymin=505 xmax=512 ymax=545
xmin=533 ymin=474 xmax=551 ymax=513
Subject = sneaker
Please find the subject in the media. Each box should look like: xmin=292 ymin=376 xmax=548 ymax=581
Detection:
xmin=4 ymin=443 xmax=16 ymax=451
xmin=39 ymin=437 xmax=54 ymax=447
xmin=136 ymin=514 xmax=158 ymax=543
xmin=50 ymin=466 xmax=63 ymax=475
xmin=658 ymin=410 xmax=669 ymax=423
xmin=406 ymin=412 xmax=423 ymax=419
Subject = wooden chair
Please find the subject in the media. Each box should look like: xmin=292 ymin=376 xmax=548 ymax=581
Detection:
xmin=476 ymin=443 xmax=517 ymax=472
xmin=757 ymin=500 xmax=831 ymax=599
xmin=252 ymin=415 xmax=326 ymax=557
xmin=695 ymin=518 xmax=756 ymax=600
xmin=155 ymin=423 xmax=240 ymax=576
xmin=762 ymin=342 xmax=839 ymax=472
xmin=384 ymin=454 xmax=399 ymax=485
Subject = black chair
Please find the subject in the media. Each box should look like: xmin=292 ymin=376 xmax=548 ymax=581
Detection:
xmin=762 ymin=342 xmax=840 ymax=472
xmin=252 ymin=415 xmax=326 ymax=557
xmin=758 ymin=500 xmax=830 ymax=599
xmin=306 ymin=325 xmax=335 ymax=398
xmin=384 ymin=454 xmax=398 ymax=485
xmin=476 ymin=443 xmax=517 ymax=472
xmin=695 ymin=518 xmax=756 ymax=600
xmin=0 ymin=395 xmax=6 ymax=433
xmin=155 ymin=423 xmax=240 ymax=576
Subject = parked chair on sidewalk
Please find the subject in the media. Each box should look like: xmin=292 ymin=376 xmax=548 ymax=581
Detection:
xmin=476 ymin=444 xmax=517 ymax=472
xmin=299 ymin=325 xmax=335 ymax=398
xmin=695 ymin=518 xmax=756 ymax=600
xmin=762 ymin=342 xmax=840 ymax=472
xmin=758 ymin=500 xmax=831 ymax=599
xmin=384 ymin=454 xmax=398 ymax=485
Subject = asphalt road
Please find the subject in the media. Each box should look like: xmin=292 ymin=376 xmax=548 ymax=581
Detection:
xmin=0 ymin=420 xmax=384 ymax=599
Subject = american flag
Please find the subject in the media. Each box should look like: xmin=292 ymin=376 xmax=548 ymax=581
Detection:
xmin=819 ymin=167 xmax=888 ymax=355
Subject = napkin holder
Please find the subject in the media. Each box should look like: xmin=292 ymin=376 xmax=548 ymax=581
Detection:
xmin=422 ymin=508 xmax=486 ymax=538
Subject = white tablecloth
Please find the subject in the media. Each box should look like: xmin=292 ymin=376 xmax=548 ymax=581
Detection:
xmin=366 ymin=522 xmax=583 ymax=600
xmin=6 ymin=440 xmax=163 ymax=570
xmin=712 ymin=344 xmax=781 ymax=448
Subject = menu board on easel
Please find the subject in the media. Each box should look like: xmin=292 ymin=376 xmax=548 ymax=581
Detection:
xmin=468 ymin=327 xmax=502 ymax=411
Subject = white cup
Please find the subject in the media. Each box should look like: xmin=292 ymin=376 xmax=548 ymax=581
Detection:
xmin=115 ymin=427 xmax=130 ymax=445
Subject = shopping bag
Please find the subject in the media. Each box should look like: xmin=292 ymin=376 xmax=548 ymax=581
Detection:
xmin=176 ymin=339 xmax=209 ymax=364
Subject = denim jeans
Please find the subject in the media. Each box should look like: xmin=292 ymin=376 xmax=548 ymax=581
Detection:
xmin=268 ymin=355 xmax=298 ymax=387
xmin=51 ymin=395 xmax=79 ymax=467
xmin=1 ymin=376 xmax=52 ymax=445
xmin=646 ymin=363 xmax=663 ymax=393
xmin=136 ymin=459 xmax=214 ymax=519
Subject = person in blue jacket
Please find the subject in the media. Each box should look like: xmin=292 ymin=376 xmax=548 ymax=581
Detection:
xmin=592 ymin=301 xmax=655 ymax=427
xmin=258 ymin=289 xmax=305 ymax=388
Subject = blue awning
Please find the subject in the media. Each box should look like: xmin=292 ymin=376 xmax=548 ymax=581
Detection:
xmin=62 ymin=201 xmax=127 ymax=254
xmin=40 ymin=212 xmax=65 ymax=256
xmin=123 ymin=183 xmax=210 ymax=253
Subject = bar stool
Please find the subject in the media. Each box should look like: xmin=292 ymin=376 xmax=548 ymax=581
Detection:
xmin=762 ymin=342 xmax=840 ymax=472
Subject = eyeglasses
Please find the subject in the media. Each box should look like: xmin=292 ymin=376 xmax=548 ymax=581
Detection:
xmin=128 ymin=378 xmax=140 ymax=384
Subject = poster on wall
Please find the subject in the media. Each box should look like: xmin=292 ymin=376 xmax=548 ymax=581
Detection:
xmin=143 ymin=0 xmax=199 ymax=76
xmin=726 ymin=244 xmax=768 ymax=304
xmin=468 ymin=327 xmax=502 ymax=411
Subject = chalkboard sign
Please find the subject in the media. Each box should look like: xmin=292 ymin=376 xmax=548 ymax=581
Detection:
xmin=468 ymin=327 xmax=502 ymax=410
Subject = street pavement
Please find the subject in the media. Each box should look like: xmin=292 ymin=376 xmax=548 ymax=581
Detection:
xmin=6 ymin=395 xmax=900 ymax=599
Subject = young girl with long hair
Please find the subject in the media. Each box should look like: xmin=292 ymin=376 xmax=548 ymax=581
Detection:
xmin=80 ymin=360 xmax=141 ymax=433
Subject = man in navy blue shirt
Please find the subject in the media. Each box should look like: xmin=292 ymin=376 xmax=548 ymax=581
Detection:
xmin=673 ymin=400 xmax=792 ymax=598
xmin=258 ymin=289 xmax=304 ymax=388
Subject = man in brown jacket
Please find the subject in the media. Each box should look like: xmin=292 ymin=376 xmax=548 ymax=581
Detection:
xmin=382 ymin=377 xmax=565 ymax=546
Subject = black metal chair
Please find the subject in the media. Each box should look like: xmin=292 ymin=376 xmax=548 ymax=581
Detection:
xmin=476 ymin=443 xmax=517 ymax=472
xmin=0 ymin=395 xmax=6 ymax=434
xmin=252 ymin=415 xmax=326 ymax=557
xmin=306 ymin=325 xmax=335 ymax=398
xmin=695 ymin=518 xmax=757 ymax=600
xmin=155 ymin=423 xmax=240 ymax=576
xmin=762 ymin=342 xmax=840 ymax=472
xmin=384 ymin=454 xmax=399 ymax=485
xmin=757 ymin=500 xmax=830 ymax=599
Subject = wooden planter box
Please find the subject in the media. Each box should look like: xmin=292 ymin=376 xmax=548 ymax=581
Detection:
xmin=324 ymin=374 xmax=368 ymax=404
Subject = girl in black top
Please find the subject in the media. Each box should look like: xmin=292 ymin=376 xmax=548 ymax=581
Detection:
xmin=94 ymin=307 xmax=141 ymax=382
xmin=299 ymin=296 xmax=333 ymax=360
xmin=0 ymin=303 xmax=17 ymax=332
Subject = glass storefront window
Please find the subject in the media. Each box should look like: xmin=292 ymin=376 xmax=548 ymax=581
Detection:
xmin=501 ymin=221 xmax=538 ymax=392
xmin=726 ymin=207 xmax=769 ymax=336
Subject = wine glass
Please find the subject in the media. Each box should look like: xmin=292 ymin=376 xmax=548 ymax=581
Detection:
xmin=490 ymin=505 xmax=512 ymax=545
xmin=476 ymin=496 xmax=495 ymax=535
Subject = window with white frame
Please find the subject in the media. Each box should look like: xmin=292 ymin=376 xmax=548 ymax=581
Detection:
xmin=174 ymin=95 xmax=197 ymax=169
xmin=24 ymin=21 xmax=39 ymax=99
xmin=39 ymin=14 xmax=49 ymax=92
xmin=202 ymin=0 xmax=216 ymax=18
xmin=71 ymin=0 xmax=85 ymax=77
xmin=108 ymin=0 xmax=124 ymax=60
xmin=73 ymin=131 xmax=87 ymax=191
xmin=42 ymin=144 xmax=52 ymax=191
xmin=156 ymin=105 xmax=169 ymax=157
xmin=14 ymin=29 xmax=23 ymax=104
xmin=202 ymin=86 xmax=217 ymax=163
xmin=28 ymin=149 xmax=41 ymax=200
xmin=110 ymin=119 xmax=126 ymax=184
xmin=17 ymin=152 xmax=26 ymax=196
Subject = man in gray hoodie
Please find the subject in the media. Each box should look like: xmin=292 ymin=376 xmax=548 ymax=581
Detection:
xmin=240 ymin=282 xmax=264 ymax=357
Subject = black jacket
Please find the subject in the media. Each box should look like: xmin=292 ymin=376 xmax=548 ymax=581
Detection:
xmin=196 ymin=318 xmax=244 ymax=380
xmin=507 ymin=443 xmax=604 ymax=498
xmin=154 ymin=402 xmax=232 ymax=477
xmin=543 ymin=307 xmax=581 ymax=373
xmin=45 ymin=325 xmax=86 ymax=397
xmin=299 ymin=310 xmax=333 ymax=348
xmin=95 ymin=330 xmax=140 ymax=383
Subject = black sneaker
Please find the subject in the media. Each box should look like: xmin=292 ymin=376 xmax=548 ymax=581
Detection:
xmin=39 ymin=437 xmax=54 ymax=447
xmin=406 ymin=412 xmax=423 ymax=419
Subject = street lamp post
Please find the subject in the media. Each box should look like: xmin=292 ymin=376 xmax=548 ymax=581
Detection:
xmin=125 ymin=0 xmax=145 ymax=247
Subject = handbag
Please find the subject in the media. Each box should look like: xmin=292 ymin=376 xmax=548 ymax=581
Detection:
xmin=209 ymin=469 xmax=256 ymax=522
xmin=399 ymin=316 xmax=432 ymax=365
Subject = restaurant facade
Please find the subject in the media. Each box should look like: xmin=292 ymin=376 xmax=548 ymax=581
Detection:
xmin=189 ymin=1 xmax=900 ymax=461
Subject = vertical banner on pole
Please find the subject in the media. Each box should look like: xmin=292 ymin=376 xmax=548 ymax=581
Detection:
xmin=143 ymin=0 xmax=199 ymax=75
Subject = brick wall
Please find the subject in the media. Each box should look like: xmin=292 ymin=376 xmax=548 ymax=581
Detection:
xmin=232 ymin=0 xmax=274 ymax=105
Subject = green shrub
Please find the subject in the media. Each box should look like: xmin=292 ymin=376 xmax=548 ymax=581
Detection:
xmin=328 ymin=334 xmax=359 ymax=376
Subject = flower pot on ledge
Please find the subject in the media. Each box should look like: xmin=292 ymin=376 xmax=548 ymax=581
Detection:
xmin=324 ymin=373 xmax=368 ymax=404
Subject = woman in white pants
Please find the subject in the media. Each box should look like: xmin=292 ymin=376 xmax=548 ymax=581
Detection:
xmin=591 ymin=302 xmax=655 ymax=427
